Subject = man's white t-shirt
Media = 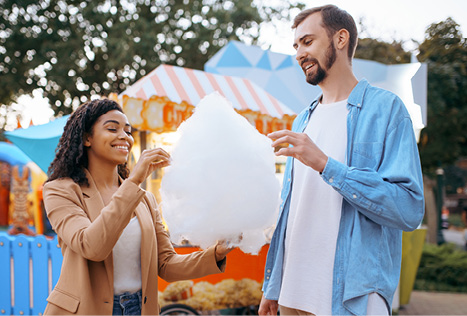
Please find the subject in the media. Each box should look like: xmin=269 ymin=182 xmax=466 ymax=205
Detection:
xmin=278 ymin=99 xmax=348 ymax=315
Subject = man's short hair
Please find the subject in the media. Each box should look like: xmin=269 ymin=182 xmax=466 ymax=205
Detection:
xmin=292 ymin=5 xmax=358 ymax=60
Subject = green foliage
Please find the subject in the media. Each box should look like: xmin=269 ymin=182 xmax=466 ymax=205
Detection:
xmin=417 ymin=18 xmax=467 ymax=174
xmin=414 ymin=243 xmax=467 ymax=292
xmin=355 ymin=38 xmax=410 ymax=64
xmin=444 ymin=164 xmax=467 ymax=194
xmin=0 ymin=0 xmax=303 ymax=116
xmin=447 ymin=214 xmax=465 ymax=229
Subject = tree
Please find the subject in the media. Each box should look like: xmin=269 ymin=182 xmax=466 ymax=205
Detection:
xmin=354 ymin=18 xmax=411 ymax=65
xmin=417 ymin=18 xmax=467 ymax=174
xmin=0 ymin=0 xmax=303 ymax=116
xmin=355 ymin=37 xmax=411 ymax=64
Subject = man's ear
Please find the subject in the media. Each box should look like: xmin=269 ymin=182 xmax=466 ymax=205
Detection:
xmin=335 ymin=28 xmax=350 ymax=50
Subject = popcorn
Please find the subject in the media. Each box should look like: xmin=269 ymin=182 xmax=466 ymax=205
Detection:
xmin=161 ymin=280 xmax=194 ymax=301
xmin=161 ymin=278 xmax=263 ymax=311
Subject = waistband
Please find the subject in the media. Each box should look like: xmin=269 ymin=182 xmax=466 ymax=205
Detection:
xmin=114 ymin=289 xmax=142 ymax=302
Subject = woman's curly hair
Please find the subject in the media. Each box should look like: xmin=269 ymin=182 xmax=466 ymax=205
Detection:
xmin=47 ymin=99 xmax=130 ymax=186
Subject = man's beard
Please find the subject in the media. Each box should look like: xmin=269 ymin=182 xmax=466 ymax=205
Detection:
xmin=305 ymin=40 xmax=337 ymax=86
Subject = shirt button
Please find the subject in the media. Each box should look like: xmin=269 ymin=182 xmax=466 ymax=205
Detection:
xmin=329 ymin=177 xmax=334 ymax=183
xmin=352 ymin=194 xmax=357 ymax=199
xmin=267 ymin=269 xmax=271 ymax=273
xmin=288 ymin=178 xmax=291 ymax=182
xmin=266 ymin=276 xmax=270 ymax=280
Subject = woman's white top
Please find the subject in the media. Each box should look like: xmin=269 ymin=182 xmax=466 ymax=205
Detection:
xmin=113 ymin=216 xmax=142 ymax=295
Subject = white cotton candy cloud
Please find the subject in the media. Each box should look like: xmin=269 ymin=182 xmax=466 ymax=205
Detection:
xmin=160 ymin=92 xmax=281 ymax=255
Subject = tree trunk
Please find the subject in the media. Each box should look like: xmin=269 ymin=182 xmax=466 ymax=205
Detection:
xmin=423 ymin=175 xmax=438 ymax=244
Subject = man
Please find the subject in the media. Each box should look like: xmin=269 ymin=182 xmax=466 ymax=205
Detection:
xmin=259 ymin=5 xmax=424 ymax=316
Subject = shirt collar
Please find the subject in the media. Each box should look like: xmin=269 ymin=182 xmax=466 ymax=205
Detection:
xmin=308 ymin=94 xmax=321 ymax=112
xmin=307 ymin=78 xmax=369 ymax=110
xmin=347 ymin=78 xmax=369 ymax=108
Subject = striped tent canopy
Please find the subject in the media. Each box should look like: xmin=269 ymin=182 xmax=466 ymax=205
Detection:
xmin=117 ymin=64 xmax=296 ymax=135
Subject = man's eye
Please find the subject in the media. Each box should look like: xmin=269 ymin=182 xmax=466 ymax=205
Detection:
xmin=125 ymin=131 xmax=132 ymax=135
xmin=108 ymin=128 xmax=117 ymax=132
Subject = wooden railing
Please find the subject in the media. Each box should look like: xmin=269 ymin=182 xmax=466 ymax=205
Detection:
xmin=0 ymin=232 xmax=62 ymax=316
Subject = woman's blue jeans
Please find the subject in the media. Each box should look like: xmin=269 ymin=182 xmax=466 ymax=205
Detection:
xmin=112 ymin=290 xmax=142 ymax=315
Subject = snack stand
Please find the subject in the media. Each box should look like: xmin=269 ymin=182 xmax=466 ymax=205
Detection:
xmin=111 ymin=64 xmax=295 ymax=314
xmin=158 ymin=246 xmax=269 ymax=315
xmin=111 ymin=63 xmax=295 ymax=201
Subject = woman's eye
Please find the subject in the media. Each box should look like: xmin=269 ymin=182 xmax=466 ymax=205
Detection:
xmin=125 ymin=131 xmax=132 ymax=136
xmin=108 ymin=128 xmax=117 ymax=132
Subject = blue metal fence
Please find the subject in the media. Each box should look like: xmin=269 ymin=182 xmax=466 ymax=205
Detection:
xmin=0 ymin=232 xmax=62 ymax=316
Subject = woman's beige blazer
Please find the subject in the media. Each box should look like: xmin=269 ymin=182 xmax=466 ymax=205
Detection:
xmin=43 ymin=170 xmax=224 ymax=315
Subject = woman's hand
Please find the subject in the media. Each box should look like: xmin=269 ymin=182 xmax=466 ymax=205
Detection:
xmin=128 ymin=148 xmax=171 ymax=185
xmin=214 ymin=239 xmax=235 ymax=262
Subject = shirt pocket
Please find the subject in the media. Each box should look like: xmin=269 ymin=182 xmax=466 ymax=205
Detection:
xmin=352 ymin=142 xmax=383 ymax=170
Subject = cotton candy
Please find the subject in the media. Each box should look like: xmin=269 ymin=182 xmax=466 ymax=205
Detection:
xmin=160 ymin=92 xmax=280 ymax=254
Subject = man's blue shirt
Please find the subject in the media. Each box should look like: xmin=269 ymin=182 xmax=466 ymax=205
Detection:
xmin=262 ymin=79 xmax=424 ymax=315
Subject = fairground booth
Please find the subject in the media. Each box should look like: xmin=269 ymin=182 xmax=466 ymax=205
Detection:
xmin=110 ymin=63 xmax=296 ymax=202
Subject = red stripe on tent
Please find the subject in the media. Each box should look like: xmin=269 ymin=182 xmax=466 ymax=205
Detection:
xmin=185 ymin=68 xmax=206 ymax=99
xmin=165 ymin=65 xmax=191 ymax=103
xmin=266 ymin=93 xmax=284 ymax=116
xmin=133 ymin=67 xmax=158 ymax=88
xmin=243 ymin=79 xmax=269 ymax=115
xmin=150 ymin=73 xmax=167 ymax=97
xmin=205 ymin=73 xmax=226 ymax=98
xmin=225 ymin=77 xmax=248 ymax=110
xmin=135 ymin=88 xmax=147 ymax=100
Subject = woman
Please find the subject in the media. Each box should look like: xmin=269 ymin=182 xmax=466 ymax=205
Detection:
xmin=43 ymin=99 xmax=231 ymax=315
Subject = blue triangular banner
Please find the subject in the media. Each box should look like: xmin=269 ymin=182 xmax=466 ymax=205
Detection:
xmin=216 ymin=44 xmax=252 ymax=67
xmin=256 ymin=53 xmax=272 ymax=70
xmin=277 ymin=56 xmax=294 ymax=70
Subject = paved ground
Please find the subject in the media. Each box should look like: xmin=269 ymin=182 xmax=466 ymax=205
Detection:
xmin=399 ymin=291 xmax=467 ymax=315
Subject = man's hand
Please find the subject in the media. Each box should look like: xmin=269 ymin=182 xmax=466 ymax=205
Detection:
xmin=258 ymin=295 xmax=278 ymax=315
xmin=268 ymin=130 xmax=328 ymax=173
